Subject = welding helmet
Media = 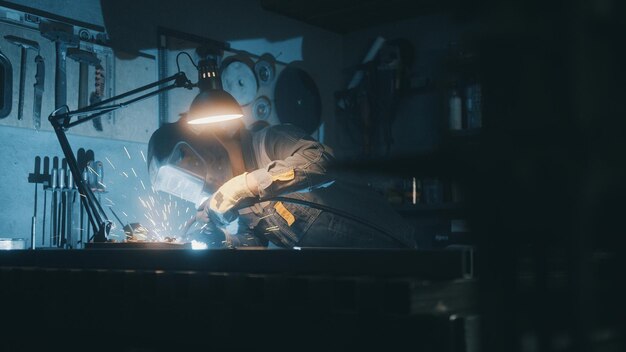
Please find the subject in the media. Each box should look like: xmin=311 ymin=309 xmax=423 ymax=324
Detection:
xmin=147 ymin=119 xmax=233 ymax=207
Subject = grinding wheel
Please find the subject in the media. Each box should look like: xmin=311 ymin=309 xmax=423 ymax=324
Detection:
xmin=274 ymin=66 xmax=321 ymax=135
xmin=252 ymin=96 xmax=272 ymax=121
xmin=221 ymin=56 xmax=258 ymax=106
xmin=254 ymin=54 xmax=276 ymax=86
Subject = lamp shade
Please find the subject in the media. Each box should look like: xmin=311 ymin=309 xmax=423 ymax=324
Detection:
xmin=187 ymin=89 xmax=244 ymax=125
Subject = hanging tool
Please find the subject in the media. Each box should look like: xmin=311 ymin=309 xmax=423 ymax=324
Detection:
xmin=66 ymin=162 xmax=75 ymax=248
xmin=67 ymin=48 xmax=101 ymax=128
xmin=50 ymin=157 xmax=58 ymax=246
xmin=28 ymin=156 xmax=52 ymax=248
xmin=0 ymin=45 xmax=13 ymax=119
xmin=30 ymin=157 xmax=40 ymax=249
xmin=41 ymin=156 xmax=49 ymax=246
xmin=59 ymin=159 xmax=67 ymax=248
xmin=33 ymin=54 xmax=45 ymax=130
xmin=77 ymin=148 xmax=86 ymax=247
xmin=3 ymin=36 xmax=39 ymax=121
xmin=89 ymin=64 xmax=105 ymax=130
xmin=39 ymin=20 xmax=78 ymax=110
xmin=84 ymin=150 xmax=94 ymax=242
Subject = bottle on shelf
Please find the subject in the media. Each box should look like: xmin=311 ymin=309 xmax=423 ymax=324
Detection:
xmin=465 ymin=80 xmax=482 ymax=129
xmin=448 ymin=88 xmax=462 ymax=131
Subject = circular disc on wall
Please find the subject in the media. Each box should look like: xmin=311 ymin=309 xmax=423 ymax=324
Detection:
xmin=274 ymin=66 xmax=321 ymax=135
xmin=254 ymin=54 xmax=276 ymax=86
xmin=221 ymin=57 xmax=258 ymax=106
xmin=252 ymin=96 xmax=272 ymax=121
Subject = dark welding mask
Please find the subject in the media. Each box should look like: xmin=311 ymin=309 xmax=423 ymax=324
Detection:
xmin=147 ymin=120 xmax=233 ymax=207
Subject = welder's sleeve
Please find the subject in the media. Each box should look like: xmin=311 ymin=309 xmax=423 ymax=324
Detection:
xmin=248 ymin=125 xmax=335 ymax=199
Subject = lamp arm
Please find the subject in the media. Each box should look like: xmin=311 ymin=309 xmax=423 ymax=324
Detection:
xmin=53 ymin=72 xmax=193 ymax=129
xmin=48 ymin=71 xmax=194 ymax=242
xmin=49 ymin=117 xmax=110 ymax=242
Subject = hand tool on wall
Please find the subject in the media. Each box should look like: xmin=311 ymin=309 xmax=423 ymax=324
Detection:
xmin=84 ymin=150 xmax=94 ymax=243
xmin=59 ymin=159 xmax=67 ymax=248
xmin=3 ymin=35 xmax=39 ymax=121
xmin=40 ymin=21 xmax=78 ymax=110
xmin=66 ymin=162 xmax=75 ymax=248
xmin=41 ymin=156 xmax=49 ymax=246
xmin=30 ymin=156 xmax=40 ymax=249
xmin=50 ymin=157 xmax=58 ymax=246
xmin=0 ymin=45 xmax=13 ymax=119
xmin=67 ymin=48 xmax=100 ymax=111
xmin=33 ymin=54 xmax=45 ymax=130
xmin=77 ymin=148 xmax=86 ymax=247
xmin=89 ymin=64 xmax=105 ymax=130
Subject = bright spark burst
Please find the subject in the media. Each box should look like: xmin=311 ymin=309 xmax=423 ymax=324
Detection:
xmin=105 ymin=157 xmax=116 ymax=170
xmin=87 ymin=166 xmax=100 ymax=178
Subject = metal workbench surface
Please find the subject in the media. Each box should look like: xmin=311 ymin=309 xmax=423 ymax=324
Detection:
xmin=0 ymin=247 xmax=472 ymax=280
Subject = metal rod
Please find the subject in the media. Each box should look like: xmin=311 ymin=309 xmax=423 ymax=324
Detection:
xmin=65 ymin=83 xmax=182 ymax=128
xmin=54 ymin=72 xmax=189 ymax=119
xmin=47 ymin=71 xmax=193 ymax=242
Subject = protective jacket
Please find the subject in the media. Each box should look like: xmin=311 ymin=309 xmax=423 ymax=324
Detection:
xmin=232 ymin=124 xmax=416 ymax=248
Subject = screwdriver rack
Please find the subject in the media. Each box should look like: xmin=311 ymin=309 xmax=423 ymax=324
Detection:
xmin=27 ymin=148 xmax=106 ymax=249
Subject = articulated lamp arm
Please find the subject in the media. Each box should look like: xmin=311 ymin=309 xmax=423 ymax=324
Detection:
xmin=48 ymin=72 xmax=193 ymax=242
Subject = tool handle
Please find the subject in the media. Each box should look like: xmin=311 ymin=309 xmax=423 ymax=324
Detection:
xmin=17 ymin=47 xmax=26 ymax=120
xmin=31 ymin=216 xmax=36 ymax=250
xmin=55 ymin=42 xmax=66 ymax=109
xmin=78 ymin=63 xmax=88 ymax=108
xmin=33 ymin=55 xmax=45 ymax=130
xmin=34 ymin=55 xmax=45 ymax=89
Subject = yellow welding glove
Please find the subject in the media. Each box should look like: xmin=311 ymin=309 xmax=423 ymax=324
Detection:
xmin=208 ymin=173 xmax=256 ymax=226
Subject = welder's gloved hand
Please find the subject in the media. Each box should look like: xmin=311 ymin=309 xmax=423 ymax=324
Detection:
xmin=207 ymin=172 xmax=257 ymax=226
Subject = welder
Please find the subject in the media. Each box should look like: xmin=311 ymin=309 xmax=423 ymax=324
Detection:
xmin=147 ymin=118 xmax=416 ymax=248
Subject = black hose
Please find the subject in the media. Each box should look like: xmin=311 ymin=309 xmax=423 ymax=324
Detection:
xmin=237 ymin=196 xmax=410 ymax=248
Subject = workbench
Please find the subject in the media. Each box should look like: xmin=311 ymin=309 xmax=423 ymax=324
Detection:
xmin=0 ymin=248 xmax=477 ymax=351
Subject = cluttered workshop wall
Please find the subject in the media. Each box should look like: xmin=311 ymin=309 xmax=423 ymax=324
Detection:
xmin=159 ymin=29 xmax=323 ymax=137
xmin=0 ymin=0 xmax=344 ymax=242
xmin=0 ymin=5 xmax=158 ymax=143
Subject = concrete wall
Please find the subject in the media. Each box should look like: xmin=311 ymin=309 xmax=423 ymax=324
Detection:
xmin=0 ymin=0 xmax=343 ymax=243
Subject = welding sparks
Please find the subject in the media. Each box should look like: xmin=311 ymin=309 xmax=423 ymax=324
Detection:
xmin=140 ymin=180 xmax=146 ymax=190
xmin=122 ymin=211 xmax=128 ymax=217
xmin=131 ymin=168 xmax=138 ymax=178
xmin=140 ymin=150 xmax=147 ymax=163
xmin=87 ymin=166 xmax=100 ymax=178
xmin=123 ymin=146 xmax=131 ymax=159
xmin=121 ymin=172 xmax=129 ymax=178
xmin=105 ymin=157 xmax=116 ymax=170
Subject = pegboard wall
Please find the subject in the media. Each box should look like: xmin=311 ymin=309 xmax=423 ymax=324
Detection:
xmin=0 ymin=4 xmax=158 ymax=143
